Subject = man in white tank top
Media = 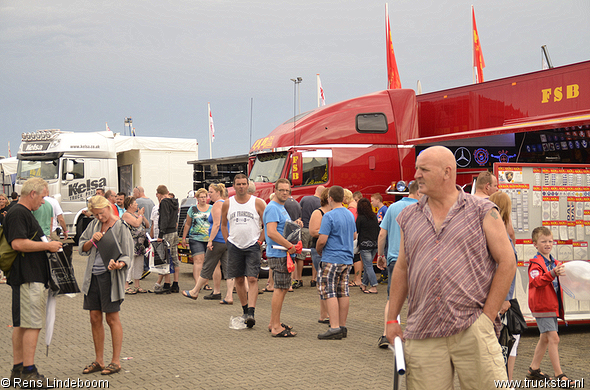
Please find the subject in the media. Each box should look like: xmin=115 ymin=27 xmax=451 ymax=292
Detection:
xmin=221 ymin=174 xmax=266 ymax=328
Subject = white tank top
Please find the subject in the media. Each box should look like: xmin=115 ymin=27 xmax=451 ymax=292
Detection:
xmin=227 ymin=195 xmax=261 ymax=249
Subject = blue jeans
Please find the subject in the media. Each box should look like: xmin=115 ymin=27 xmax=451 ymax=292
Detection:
xmin=360 ymin=248 xmax=378 ymax=287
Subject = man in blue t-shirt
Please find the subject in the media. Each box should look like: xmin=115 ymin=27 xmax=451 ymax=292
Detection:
xmin=375 ymin=180 xmax=421 ymax=348
xmin=316 ymin=186 xmax=357 ymax=340
xmin=263 ymin=178 xmax=298 ymax=337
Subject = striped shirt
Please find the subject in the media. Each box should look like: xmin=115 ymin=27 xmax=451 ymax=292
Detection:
xmin=397 ymin=186 xmax=497 ymax=339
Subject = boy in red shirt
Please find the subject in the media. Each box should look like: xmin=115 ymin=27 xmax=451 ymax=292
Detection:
xmin=526 ymin=227 xmax=574 ymax=386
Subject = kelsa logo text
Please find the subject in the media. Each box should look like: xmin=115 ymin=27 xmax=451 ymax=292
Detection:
xmin=68 ymin=178 xmax=107 ymax=197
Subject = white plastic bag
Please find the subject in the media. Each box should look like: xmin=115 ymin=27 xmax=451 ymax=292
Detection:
xmin=229 ymin=316 xmax=247 ymax=330
xmin=561 ymin=261 xmax=590 ymax=301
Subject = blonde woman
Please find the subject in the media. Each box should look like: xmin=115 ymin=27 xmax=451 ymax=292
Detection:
xmin=489 ymin=191 xmax=519 ymax=382
xmin=0 ymin=192 xmax=10 ymax=225
xmin=79 ymin=195 xmax=133 ymax=376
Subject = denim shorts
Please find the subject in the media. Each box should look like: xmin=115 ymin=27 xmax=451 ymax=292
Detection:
xmin=226 ymin=241 xmax=261 ymax=279
xmin=189 ymin=239 xmax=207 ymax=257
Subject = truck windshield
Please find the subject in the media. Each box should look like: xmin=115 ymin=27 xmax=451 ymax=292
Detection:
xmin=16 ymin=159 xmax=60 ymax=182
xmin=249 ymin=152 xmax=287 ymax=183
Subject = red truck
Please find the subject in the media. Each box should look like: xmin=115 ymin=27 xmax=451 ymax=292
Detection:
xmin=247 ymin=60 xmax=590 ymax=201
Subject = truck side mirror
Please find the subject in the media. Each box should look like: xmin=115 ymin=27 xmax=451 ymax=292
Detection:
xmin=291 ymin=152 xmax=303 ymax=186
xmin=66 ymin=159 xmax=74 ymax=173
xmin=65 ymin=173 xmax=74 ymax=181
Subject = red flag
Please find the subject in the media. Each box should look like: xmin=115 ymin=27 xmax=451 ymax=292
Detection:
xmin=472 ymin=6 xmax=485 ymax=83
xmin=386 ymin=4 xmax=401 ymax=89
xmin=208 ymin=103 xmax=215 ymax=142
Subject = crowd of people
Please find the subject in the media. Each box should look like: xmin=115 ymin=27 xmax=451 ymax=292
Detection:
xmin=1 ymin=144 xmax=578 ymax=388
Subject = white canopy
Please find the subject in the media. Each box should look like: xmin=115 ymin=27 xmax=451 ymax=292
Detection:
xmin=114 ymin=135 xmax=197 ymax=153
xmin=0 ymin=157 xmax=18 ymax=175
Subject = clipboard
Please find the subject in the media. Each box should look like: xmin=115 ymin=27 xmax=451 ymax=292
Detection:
xmin=96 ymin=228 xmax=123 ymax=269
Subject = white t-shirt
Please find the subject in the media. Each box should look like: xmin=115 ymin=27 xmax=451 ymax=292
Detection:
xmin=44 ymin=196 xmax=63 ymax=232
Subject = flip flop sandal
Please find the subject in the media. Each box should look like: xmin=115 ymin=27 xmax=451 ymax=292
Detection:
xmin=203 ymin=284 xmax=213 ymax=291
xmin=136 ymin=287 xmax=148 ymax=293
xmin=219 ymin=299 xmax=233 ymax=305
xmin=101 ymin=363 xmax=121 ymax=376
xmin=83 ymin=361 xmax=104 ymax=374
xmin=182 ymin=290 xmax=198 ymax=300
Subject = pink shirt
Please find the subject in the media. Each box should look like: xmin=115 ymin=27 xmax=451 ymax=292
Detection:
xmin=397 ymin=186 xmax=497 ymax=339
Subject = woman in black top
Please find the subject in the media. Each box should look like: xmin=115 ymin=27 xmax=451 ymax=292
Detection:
xmin=356 ymin=198 xmax=380 ymax=294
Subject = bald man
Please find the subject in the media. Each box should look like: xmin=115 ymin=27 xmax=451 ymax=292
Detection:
xmin=386 ymin=146 xmax=515 ymax=388
xmin=474 ymin=171 xmax=498 ymax=198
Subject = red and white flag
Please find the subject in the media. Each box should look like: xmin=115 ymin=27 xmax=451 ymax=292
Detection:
xmin=317 ymin=74 xmax=326 ymax=107
xmin=106 ymin=122 xmax=111 ymax=132
xmin=386 ymin=3 xmax=401 ymax=89
xmin=472 ymin=5 xmax=485 ymax=83
xmin=208 ymin=103 xmax=215 ymax=142
xmin=8 ymin=141 xmax=11 ymax=157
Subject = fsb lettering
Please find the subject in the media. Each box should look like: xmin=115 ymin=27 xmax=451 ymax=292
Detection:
xmin=542 ymin=84 xmax=579 ymax=103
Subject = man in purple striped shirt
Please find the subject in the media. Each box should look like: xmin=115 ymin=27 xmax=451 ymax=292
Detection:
xmin=386 ymin=146 xmax=516 ymax=389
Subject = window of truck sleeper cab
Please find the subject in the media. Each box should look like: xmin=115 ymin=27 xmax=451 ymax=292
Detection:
xmin=16 ymin=159 xmax=60 ymax=182
xmin=290 ymin=157 xmax=329 ymax=186
xmin=249 ymin=152 xmax=287 ymax=183
xmin=356 ymin=113 xmax=388 ymax=133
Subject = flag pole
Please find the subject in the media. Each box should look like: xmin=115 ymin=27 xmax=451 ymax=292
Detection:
xmin=386 ymin=3 xmax=389 ymax=89
xmin=471 ymin=5 xmax=475 ymax=84
xmin=208 ymin=102 xmax=212 ymax=159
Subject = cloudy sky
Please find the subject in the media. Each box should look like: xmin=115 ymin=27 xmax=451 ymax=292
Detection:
xmin=1 ymin=0 xmax=589 ymax=160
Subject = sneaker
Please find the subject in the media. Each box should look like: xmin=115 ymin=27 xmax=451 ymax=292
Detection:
xmin=152 ymin=284 xmax=170 ymax=294
xmin=378 ymin=335 xmax=390 ymax=349
xmin=245 ymin=314 xmax=256 ymax=328
xmin=318 ymin=327 xmax=343 ymax=340
xmin=10 ymin=367 xmax=22 ymax=385
xmin=169 ymin=284 xmax=179 ymax=293
xmin=20 ymin=367 xmax=48 ymax=389
xmin=310 ymin=280 xmax=317 ymax=287
xmin=378 ymin=274 xmax=388 ymax=285
xmin=296 ymin=280 xmax=303 ymax=288
xmin=291 ymin=280 xmax=300 ymax=289
xmin=340 ymin=326 xmax=347 ymax=338
xmin=203 ymin=292 xmax=222 ymax=300
xmin=140 ymin=270 xmax=150 ymax=280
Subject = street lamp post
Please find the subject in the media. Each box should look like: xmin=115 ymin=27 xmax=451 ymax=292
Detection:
xmin=290 ymin=77 xmax=302 ymax=147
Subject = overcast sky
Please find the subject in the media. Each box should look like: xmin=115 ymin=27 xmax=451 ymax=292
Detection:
xmin=1 ymin=0 xmax=589 ymax=160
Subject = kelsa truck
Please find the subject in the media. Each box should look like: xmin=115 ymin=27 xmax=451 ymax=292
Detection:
xmin=15 ymin=130 xmax=197 ymax=238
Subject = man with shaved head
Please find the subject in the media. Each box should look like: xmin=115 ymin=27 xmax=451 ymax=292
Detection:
xmin=386 ymin=146 xmax=516 ymax=388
